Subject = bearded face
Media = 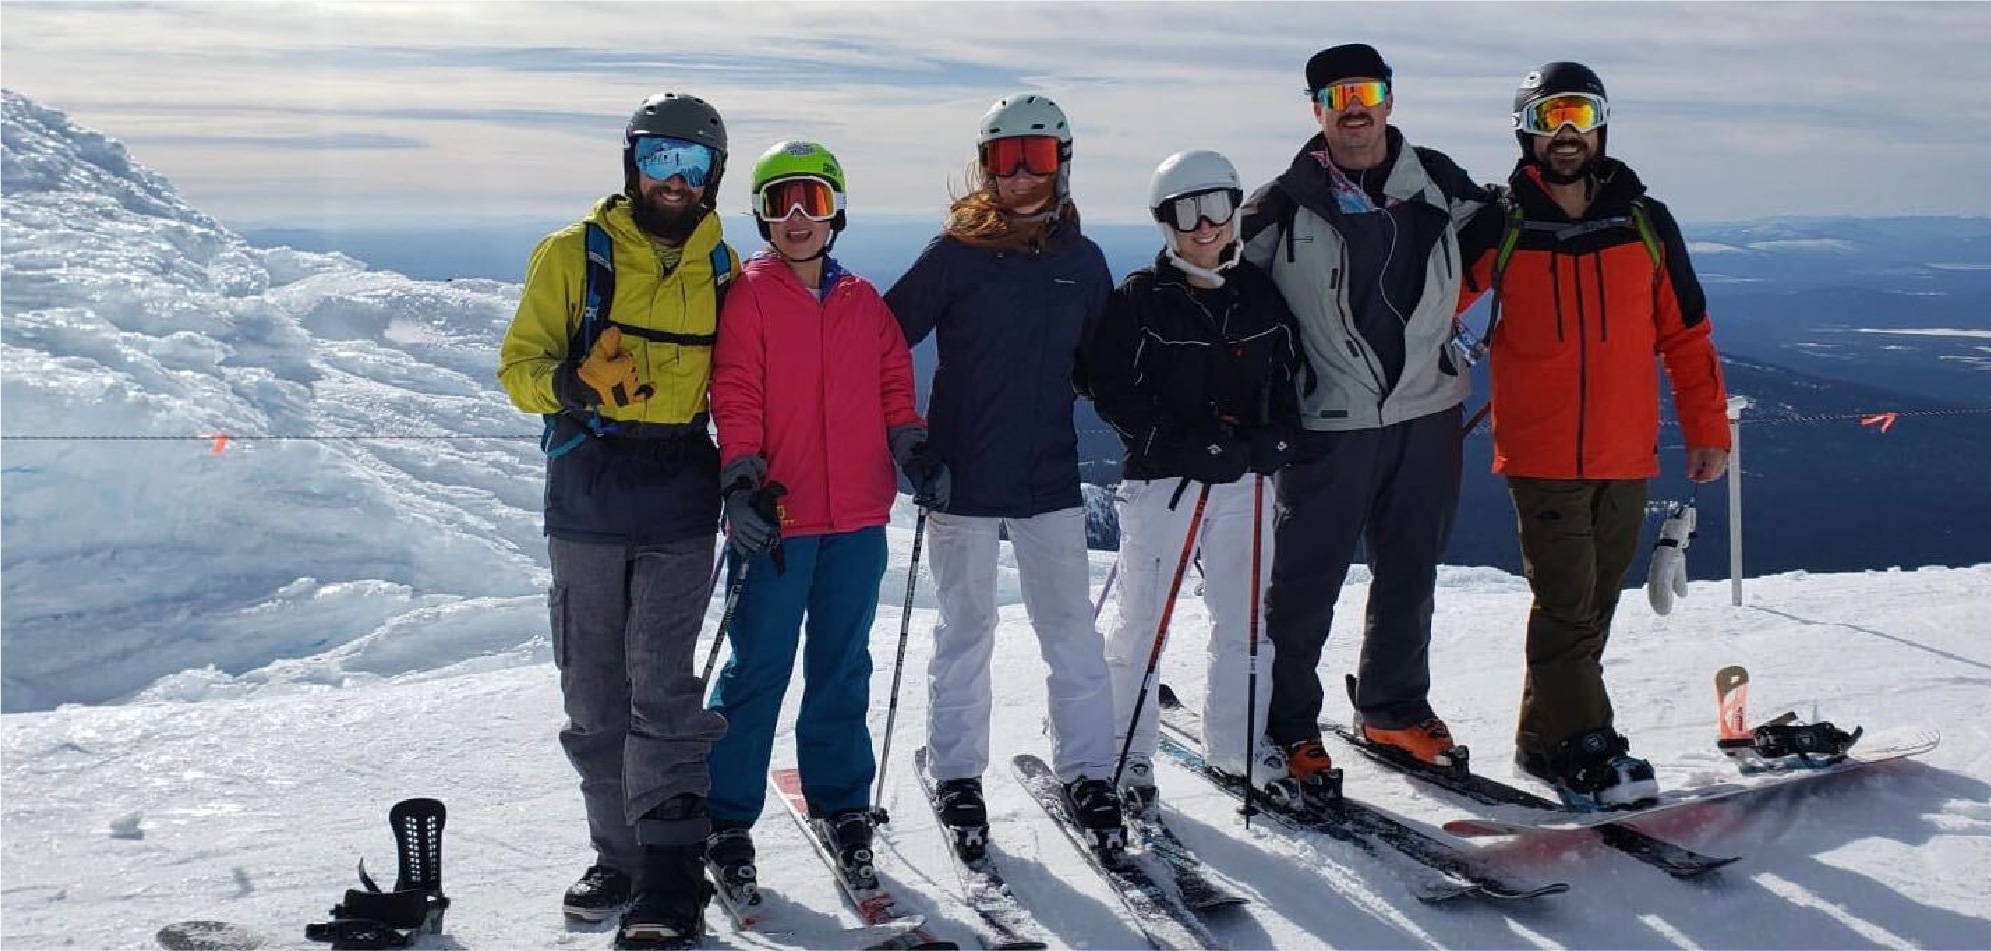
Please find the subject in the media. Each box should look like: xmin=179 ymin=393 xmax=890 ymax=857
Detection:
xmin=1533 ymin=126 xmax=1602 ymax=185
xmin=630 ymin=173 xmax=707 ymax=244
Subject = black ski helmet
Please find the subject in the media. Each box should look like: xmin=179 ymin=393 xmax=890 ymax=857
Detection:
xmin=1513 ymin=61 xmax=1608 ymax=154
xmin=623 ymin=93 xmax=728 ymax=207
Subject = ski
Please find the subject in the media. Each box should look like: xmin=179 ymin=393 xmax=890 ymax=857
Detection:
xmin=1126 ymin=809 xmax=1248 ymax=912
xmin=1008 ymin=754 xmax=1225 ymax=950
xmin=912 ymin=747 xmax=1052 ymax=950
xmin=1324 ymin=721 xmax=1737 ymax=877
xmin=1443 ymin=667 xmax=1939 ymax=838
xmin=1154 ymin=701 xmax=1567 ymax=903
xmin=1320 ymin=676 xmax=1736 ymax=878
xmin=770 ymin=769 xmax=958 ymax=950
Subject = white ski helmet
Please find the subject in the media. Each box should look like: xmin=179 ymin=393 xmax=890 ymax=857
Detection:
xmin=1148 ymin=149 xmax=1241 ymax=210
xmin=1150 ymin=150 xmax=1245 ymax=284
xmin=977 ymin=93 xmax=1072 ymax=145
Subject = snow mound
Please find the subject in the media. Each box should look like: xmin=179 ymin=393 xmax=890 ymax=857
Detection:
xmin=1 ymin=91 xmax=547 ymax=712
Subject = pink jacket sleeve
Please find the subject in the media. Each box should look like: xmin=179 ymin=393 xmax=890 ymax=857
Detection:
xmin=710 ymin=279 xmax=767 ymax=467
xmin=874 ymin=292 xmax=923 ymax=430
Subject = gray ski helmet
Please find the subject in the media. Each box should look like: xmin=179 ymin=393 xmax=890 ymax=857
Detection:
xmin=977 ymin=93 xmax=1073 ymax=145
xmin=977 ymin=92 xmax=1074 ymax=201
xmin=1514 ymin=62 xmax=1608 ymax=152
xmin=623 ymin=92 xmax=728 ymax=204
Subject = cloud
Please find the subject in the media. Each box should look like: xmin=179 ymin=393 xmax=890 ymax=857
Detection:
xmin=132 ymin=132 xmax=426 ymax=150
xmin=4 ymin=1 xmax=1988 ymax=227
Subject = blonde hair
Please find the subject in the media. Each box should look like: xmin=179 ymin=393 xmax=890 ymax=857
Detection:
xmin=942 ymin=160 xmax=1077 ymax=248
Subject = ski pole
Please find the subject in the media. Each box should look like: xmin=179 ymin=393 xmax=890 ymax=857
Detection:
xmin=870 ymin=505 xmax=929 ymax=826
xmin=1092 ymin=555 xmax=1119 ymax=621
xmin=699 ymin=553 xmax=751 ymax=691
xmin=1111 ymin=481 xmax=1212 ymax=790
xmin=1242 ymin=473 xmax=1265 ymax=825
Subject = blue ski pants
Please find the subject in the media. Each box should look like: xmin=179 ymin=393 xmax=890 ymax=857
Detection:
xmin=705 ymin=526 xmax=886 ymax=825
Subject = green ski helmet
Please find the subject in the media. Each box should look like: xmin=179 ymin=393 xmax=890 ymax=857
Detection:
xmin=748 ymin=140 xmax=848 ymax=242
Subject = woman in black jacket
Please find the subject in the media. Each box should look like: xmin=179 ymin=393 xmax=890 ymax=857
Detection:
xmin=1084 ymin=149 xmax=1305 ymax=813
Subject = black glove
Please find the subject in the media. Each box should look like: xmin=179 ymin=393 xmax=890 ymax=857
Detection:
xmin=1174 ymin=430 xmax=1249 ymax=485
xmin=1247 ymin=422 xmax=1299 ymax=475
xmin=889 ymin=424 xmax=951 ymax=511
xmin=720 ymin=455 xmax=782 ymax=558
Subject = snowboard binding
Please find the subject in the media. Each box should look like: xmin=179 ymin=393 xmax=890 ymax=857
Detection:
xmin=1719 ymin=712 xmax=1864 ymax=771
xmin=306 ymin=798 xmax=448 ymax=950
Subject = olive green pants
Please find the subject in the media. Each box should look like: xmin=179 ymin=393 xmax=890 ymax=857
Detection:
xmin=1508 ymin=477 xmax=1648 ymax=761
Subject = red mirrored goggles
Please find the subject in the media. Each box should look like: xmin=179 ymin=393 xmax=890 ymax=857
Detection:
xmin=980 ymin=135 xmax=1063 ymax=178
xmin=755 ymin=176 xmax=843 ymax=222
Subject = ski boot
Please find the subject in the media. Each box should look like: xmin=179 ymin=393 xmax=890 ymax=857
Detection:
xmin=703 ymin=824 xmax=759 ymax=912
xmin=1719 ymin=712 xmax=1863 ymax=772
xmin=1346 ymin=677 xmax=1468 ymax=771
xmin=1544 ymin=727 xmax=1660 ymax=811
xmin=616 ymin=844 xmax=711 ymax=950
xmin=820 ymin=809 xmax=880 ymax=891
xmin=1117 ymin=754 xmax=1160 ymax=821
xmin=563 ymin=864 xmax=634 ymax=922
xmin=935 ymin=777 xmax=990 ymax=863
xmin=1062 ymin=776 xmax=1127 ymax=858
xmin=1263 ymin=738 xmax=1344 ymax=813
xmin=1361 ymin=717 xmax=1468 ymax=771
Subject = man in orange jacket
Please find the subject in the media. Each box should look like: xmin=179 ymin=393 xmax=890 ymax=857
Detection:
xmin=1458 ymin=62 xmax=1730 ymax=810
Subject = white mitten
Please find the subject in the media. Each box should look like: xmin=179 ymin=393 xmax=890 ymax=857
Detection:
xmin=1646 ymin=501 xmax=1697 ymax=615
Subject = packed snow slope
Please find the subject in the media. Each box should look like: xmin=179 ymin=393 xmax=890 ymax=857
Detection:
xmin=6 ymin=92 xmax=1991 ymax=950
xmin=5 ymin=537 xmax=1989 ymax=950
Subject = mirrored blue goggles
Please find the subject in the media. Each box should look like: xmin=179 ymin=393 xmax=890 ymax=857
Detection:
xmin=632 ymin=135 xmax=715 ymax=187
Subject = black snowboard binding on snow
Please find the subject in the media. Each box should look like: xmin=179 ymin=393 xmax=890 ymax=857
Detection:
xmin=1719 ymin=712 xmax=1864 ymax=771
xmin=306 ymin=798 xmax=449 ymax=950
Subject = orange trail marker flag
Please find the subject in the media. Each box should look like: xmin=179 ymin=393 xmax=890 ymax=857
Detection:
xmin=1858 ymin=412 xmax=1898 ymax=434
xmin=208 ymin=433 xmax=230 ymax=455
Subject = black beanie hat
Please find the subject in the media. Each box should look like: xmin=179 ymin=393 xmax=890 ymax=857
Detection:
xmin=1306 ymin=44 xmax=1392 ymax=93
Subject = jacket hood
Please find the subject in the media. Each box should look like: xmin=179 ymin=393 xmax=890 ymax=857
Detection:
xmin=740 ymin=250 xmax=856 ymax=295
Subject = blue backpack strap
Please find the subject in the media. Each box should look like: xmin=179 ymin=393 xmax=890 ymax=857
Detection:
xmin=541 ymin=221 xmax=618 ymax=456
xmin=709 ymin=241 xmax=735 ymax=312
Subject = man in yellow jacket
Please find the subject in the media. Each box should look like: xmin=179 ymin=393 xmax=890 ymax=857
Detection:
xmin=497 ymin=92 xmax=739 ymax=949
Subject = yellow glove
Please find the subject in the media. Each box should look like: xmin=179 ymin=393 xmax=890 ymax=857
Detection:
xmin=575 ymin=326 xmax=653 ymax=407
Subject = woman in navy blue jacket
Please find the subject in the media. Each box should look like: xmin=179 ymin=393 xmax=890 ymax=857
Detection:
xmin=884 ymin=92 xmax=1125 ymax=853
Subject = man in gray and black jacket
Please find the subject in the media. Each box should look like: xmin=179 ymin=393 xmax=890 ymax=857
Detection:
xmin=1240 ymin=43 xmax=1488 ymax=786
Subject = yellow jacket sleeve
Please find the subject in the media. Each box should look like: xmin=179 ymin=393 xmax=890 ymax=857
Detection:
xmin=497 ymin=230 xmax=582 ymax=414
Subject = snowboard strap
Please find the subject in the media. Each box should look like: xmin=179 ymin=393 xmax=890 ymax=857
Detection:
xmin=1718 ymin=712 xmax=1864 ymax=768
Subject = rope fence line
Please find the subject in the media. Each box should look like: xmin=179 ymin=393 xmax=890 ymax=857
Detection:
xmin=2 ymin=407 xmax=1989 ymax=445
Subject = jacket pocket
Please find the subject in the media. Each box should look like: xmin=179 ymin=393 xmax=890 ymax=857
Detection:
xmin=548 ymin=583 xmax=570 ymax=670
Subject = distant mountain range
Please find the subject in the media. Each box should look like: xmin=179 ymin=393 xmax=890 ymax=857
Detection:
xmin=239 ymin=215 xmax=1991 ymax=579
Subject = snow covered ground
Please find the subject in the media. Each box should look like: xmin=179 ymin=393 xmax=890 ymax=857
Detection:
xmin=6 ymin=93 xmax=1991 ymax=950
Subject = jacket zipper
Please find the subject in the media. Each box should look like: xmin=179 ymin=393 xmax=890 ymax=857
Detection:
xmin=1572 ymin=250 xmax=1589 ymax=479
xmin=1327 ymin=242 xmax=1388 ymax=404
xmin=1594 ymin=253 xmax=1610 ymax=342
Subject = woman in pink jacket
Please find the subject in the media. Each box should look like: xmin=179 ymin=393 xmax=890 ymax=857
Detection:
xmin=700 ymin=141 xmax=948 ymax=896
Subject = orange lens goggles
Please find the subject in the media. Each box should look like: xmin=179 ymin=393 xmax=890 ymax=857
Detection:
xmin=1315 ymin=80 xmax=1389 ymax=111
xmin=1517 ymin=93 xmax=1608 ymax=135
xmin=755 ymin=176 xmax=841 ymax=222
xmin=980 ymin=135 xmax=1062 ymax=178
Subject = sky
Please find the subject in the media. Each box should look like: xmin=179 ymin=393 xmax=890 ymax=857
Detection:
xmin=5 ymin=1 xmax=1990 ymax=230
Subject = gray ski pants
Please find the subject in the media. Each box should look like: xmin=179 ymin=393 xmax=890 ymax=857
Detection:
xmin=549 ymin=535 xmax=726 ymax=882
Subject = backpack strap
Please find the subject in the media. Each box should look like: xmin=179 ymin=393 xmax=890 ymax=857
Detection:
xmin=542 ymin=222 xmax=620 ymax=456
xmin=709 ymin=241 xmax=736 ymax=312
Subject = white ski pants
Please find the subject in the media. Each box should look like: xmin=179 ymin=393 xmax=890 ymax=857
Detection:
xmin=923 ymin=507 xmax=1118 ymax=784
xmin=1106 ymin=477 xmax=1276 ymax=776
